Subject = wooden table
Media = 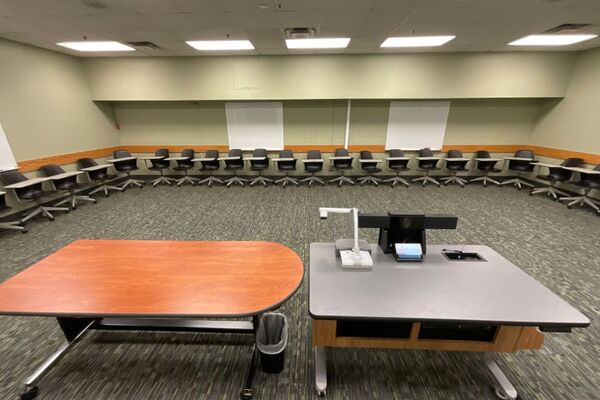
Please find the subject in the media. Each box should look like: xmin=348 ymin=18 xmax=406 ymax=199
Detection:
xmin=0 ymin=239 xmax=303 ymax=400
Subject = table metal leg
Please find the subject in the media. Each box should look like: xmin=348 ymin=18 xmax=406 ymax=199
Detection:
xmin=20 ymin=318 xmax=94 ymax=400
xmin=483 ymin=353 xmax=518 ymax=400
xmin=315 ymin=346 xmax=327 ymax=397
xmin=240 ymin=315 xmax=260 ymax=400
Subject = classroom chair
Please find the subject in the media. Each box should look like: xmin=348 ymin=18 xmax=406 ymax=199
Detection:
xmin=301 ymin=150 xmax=325 ymax=187
xmin=469 ymin=150 xmax=502 ymax=187
xmin=559 ymin=164 xmax=600 ymax=215
xmin=329 ymin=148 xmax=354 ymax=186
xmin=0 ymin=191 xmax=26 ymax=233
xmin=358 ymin=150 xmax=382 ymax=186
xmin=500 ymin=150 xmax=536 ymax=190
xmin=274 ymin=150 xmax=299 ymax=187
xmin=172 ymin=149 xmax=198 ymax=186
xmin=148 ymin=148 xmax=176 ymax=187
xmin=0 ymin=170 xmax=69 ymax=223
xmin=77 ymin=158 xmax=124 ymax=197
xmin=249 ymin=148 xmax=272 ymax=187
xmin=383 ymin=149 xmax=410 ymax=187
xmin=412 ymin=148 xmax=441 ymax=187
xmin=112 ymin=150 xmax=145 ymax=189
xmin=441 ymin=149 xmax=469 ymax=187
xmin=40 ymin=164 xmax=96 ymax=209
xmin=530 ymin=157 xmax=583 ymax=200
xmin=198 ymin=150 xmax=224 ymax=187
xmin=224 ymin=149 xmax=247 ymax=187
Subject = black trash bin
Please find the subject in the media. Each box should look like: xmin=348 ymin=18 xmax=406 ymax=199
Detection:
xmin=256 ymin=312 xmax=288 ymax=373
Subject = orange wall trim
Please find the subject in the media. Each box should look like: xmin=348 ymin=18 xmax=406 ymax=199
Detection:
xmin=17 ymin=144 xmax=600 ymax=172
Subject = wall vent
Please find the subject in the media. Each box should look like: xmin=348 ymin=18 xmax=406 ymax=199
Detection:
xmin=126 ymin=41 xmax=161 ymax=50
xmin=283 ymin=27 xmax=318 ymax=39
xmin=543 ymin=23 xmax=592 ymax=33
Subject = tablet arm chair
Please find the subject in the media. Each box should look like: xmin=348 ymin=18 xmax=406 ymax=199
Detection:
xmin=0 ymin=170 xmax=69 ymax=223
xmin=530 ymin=157 xmax=583 ymax=200
xmin=384 ymin=149 xmax=410 ymax=187
xmin=412 ymin=147 xmax=441 ymax=187
xmin=224 ymin=149 xmax=247 ymax=187
xmin=40 ymin=164 xmax=96 ymax=209
xmin=112 ymin=150 xmax=145 ymax=189
xmin=469 ymin=150 xmax=502 ymax=187
xmin=329 ymin=148 xmax=354 ymax=186
xmin=357 ymin=150 xmax=382 ymax=186
xmin=301 ymin=150 xmax=325 ymax=186
xmin=249 ymin=148 xmax=273 ymax=187
xmin=0 ymin=191 xmax=26 ymax=233
xmin=148 ymin=148 xmax=176 ymax=187
xmin=441 ymin=149 xmax=469 ymax=187
xmin=274 ymin=150 xmax=299 ymax=187
xmin=77 ymin=158 xmax=123 ymax=197
xmin=198 ymin=150 xmax=224 ymax=187
xmin=559 ymin=164 xmax=600 ymax=215
xmin=500 ymin=150 xmax=536 ymax=190
xmin=173 ymin=149 xmax=198 ymax=187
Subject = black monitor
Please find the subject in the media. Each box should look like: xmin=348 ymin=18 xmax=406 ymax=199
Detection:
xmin=358 ymin=213 xmax=458 ymax=255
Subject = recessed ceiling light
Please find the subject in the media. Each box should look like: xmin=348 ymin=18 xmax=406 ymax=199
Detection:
xmin=380 ymin=36 xmax=456 ymax=48
xmin=186 ymin=40 xmax=255 ymax=51
xmin=57 ymin=41 xmax=135 ymax=52
xmin=285 ymin=38 xmax=351 ymax=49
xmin=509 ymin=34 xmax=597 ymax=46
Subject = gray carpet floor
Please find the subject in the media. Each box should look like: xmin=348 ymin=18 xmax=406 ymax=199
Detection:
xmin=0 ymin=181 xmax=598 ymax=400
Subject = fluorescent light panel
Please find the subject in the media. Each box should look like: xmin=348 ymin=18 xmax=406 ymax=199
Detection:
xmin=381 ymin=36 xmax=455 ymax=47
xmin=285 ymin=38 xmax=351 ymax=49
xmin=509 ymin=34 xmax=597 ymax=46
xmin=57 ymin=41 xmax=135 ymax=52
xmin=186 ymin=40 xmax=254 ymax=50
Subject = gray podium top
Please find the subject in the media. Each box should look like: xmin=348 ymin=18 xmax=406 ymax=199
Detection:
xmin=309 ymin=243 xmax=590 ymax=328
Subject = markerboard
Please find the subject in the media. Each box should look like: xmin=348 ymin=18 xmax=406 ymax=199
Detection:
xmin=225 ymin=102 xmax=284 ymax=151
xmin=0 ymin=122 xmax=18 ymax=172
xmin=385 ymin=101 xmax=451 ymax=151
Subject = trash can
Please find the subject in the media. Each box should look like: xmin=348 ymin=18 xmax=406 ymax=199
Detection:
xmin=256 ymin=312 xmax=288 ymax=373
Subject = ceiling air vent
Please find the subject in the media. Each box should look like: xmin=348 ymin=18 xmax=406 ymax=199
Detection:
xmin=283 ymin=27 xmax=318 ymax=39
xmin=543 ymin=23 xmax=591 ymax=33
xmin=126 ymin=41 xmax=161 ymax=50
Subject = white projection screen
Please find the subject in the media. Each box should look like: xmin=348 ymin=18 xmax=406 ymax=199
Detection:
xmin=0 ymin=122 xmax=18 ymax=171
xmin=225 ymin=102 xmax=284 ymax=150
xmin=385 ymin=101 xmax=451 ymax=151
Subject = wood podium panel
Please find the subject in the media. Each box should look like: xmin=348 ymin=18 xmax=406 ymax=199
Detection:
xmin=312 ymin=319 xmax=544 ymax=353
xmin=0 ymin=240 xmax=304 ymax=318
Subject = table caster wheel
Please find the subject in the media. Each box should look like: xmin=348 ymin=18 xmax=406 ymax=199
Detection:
xmin=317 ymin=389 xmax=327 ymax=397
xmin=20 ymin=385 xmax=38 ymax=400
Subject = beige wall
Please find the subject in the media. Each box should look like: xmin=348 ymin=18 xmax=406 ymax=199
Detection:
xmin=531 ymin=48 xmax=600 ymax=155
xmin=0 ymin=38 xmax=119 ymax=162
xmin=83 ymin=52 xmax=576 ymax=101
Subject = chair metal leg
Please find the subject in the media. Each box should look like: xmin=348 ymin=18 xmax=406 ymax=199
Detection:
xmin=470 ymin=175 xmax=501 ymax=187
xmin=198 ymin=176 xmax=224 ymax=188
xmin=176 ymin=175 xmax=199 ymax=187
xmin=275 ymin=176 xmax=299 ymax=187
xmin=383 ymin=174 xmax=410 ymax=188
xmin=329 ymin=173 xmax=354 ymax=186
xmin=225 ymin=176 xmax=248 ymax=187
xmin=412 ymin=174 xmax=440 ymax=187
xmin=301 ymin=175 xmax=325 ymax=187
xmin=0 ymin=220 xmax=26 ymax=233
xmin=441 ymin=175 xmax=468 ymax=187
xmin=250 ymin=176 xmax=273 ymax=187
xmin=500 ymin=177 xmax=534 ymax=190
xmin=357 ymin=175 xmax=382 ymax=186
xmin=90 ymin=183 xmax=124 ymax=197
xmin=315 ymin=347 xmax=327 ymax=397
xmin=119 ymin=178 xmax=145 ymax=190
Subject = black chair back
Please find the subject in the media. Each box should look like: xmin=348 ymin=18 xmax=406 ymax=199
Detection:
xmin=0 ymin=192 xmax=7 ymax=211
xmin=251 ymin=148 xmax=269 ymax=169
xmin=333 ymin=148 xmax=352 ymax=168
xmin=550 ymin=157 xmax=584 ymax=181
xmin=77 ymin=158 xmax=97 ymax=168
xmin=305 ymin=150 xmax=323 ymax=173
xmin=78 ymin=158 xmax=109 ymax=180
xmin=388 ymin=149 xmax=409 ymax=170
xmin=445 ymin=150 xmax=468 ymax=171
xmin=418 ymin=148 xmax=437 ymax=169
xmin=509 ymin=150 xmax=535 ymax=172
xmin=0 ymin=170 xmax=41 ymax=199
xmin=360 ymin=150 xmax=377 ymax=170
xmin=177 ymin=149 xmax=195 ymax=168
xmin=474 ymin=150 xmax=497 ymax=172
xmin=225 ymin=149 xmax=244 ymax=169
xmin=201 ymin=150 xmax=220 ymax=169
xmin=447 ymin=149 xmax=463 ymax=158
xmin=278 ymin=150 xmax=296 ymax=171
xmin=112 ymin=150 xmax=138 ymax=172
xmin=151 ymin=148 xmax=171 ymax=169
xmin=40 ymin=164 xmax=65 ymax=176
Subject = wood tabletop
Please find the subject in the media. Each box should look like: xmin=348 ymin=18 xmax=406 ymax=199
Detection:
xmin=0 ymin=240 xmax=304 ymax=318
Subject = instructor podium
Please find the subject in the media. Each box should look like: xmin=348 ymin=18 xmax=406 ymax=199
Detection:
xmin=309 ymin=243 xmax=589 ymax=399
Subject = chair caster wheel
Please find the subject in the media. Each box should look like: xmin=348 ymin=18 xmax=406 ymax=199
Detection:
xmin=317 ymin=389 xmax=327 ymax=397
xmin=21 ymin=229 xmax=28 ymax=234
xmin=72 ymin=206 xmax=77 ymax=210
xmin=483 ymin=184 xmax=487 ymax=188
xmin=20 ymin=385 xmax=38 ymax=400
xmin=49 ymin=217 xmax=55 ymax=221
xmin=529 ymin=192 xmax=534 ymax=196
xmin=493 ymin=385 xmax=518 ymax=399
xmin=551 ymin=197 xmax=557 ymax=201
xmin=240 ymin=388 xmax=252 ymax=399
xmin=567 ymin=205 xmax=572 ymax=209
